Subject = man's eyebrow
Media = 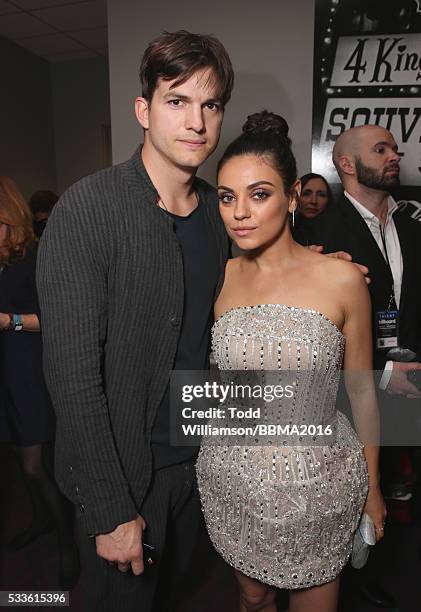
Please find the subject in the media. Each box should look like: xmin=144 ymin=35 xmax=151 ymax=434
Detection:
xmin=373 ymin=140 xmax=398 ymax=151
xmin=164 ymin=91 xmax=222 ymax=104
xmin=163 ymin=91 xmax=191 ymax=100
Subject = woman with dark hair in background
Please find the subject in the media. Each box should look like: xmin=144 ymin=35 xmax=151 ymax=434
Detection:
xmin=28 ymin=189 xmax=59 ymax=238
xmin=196 ymin=112 xmax=385 ymax=612
xmin=0 ymin=176 xmax=78 ymax=589
xmin=298 ymin=172 xmax=332 ymax=220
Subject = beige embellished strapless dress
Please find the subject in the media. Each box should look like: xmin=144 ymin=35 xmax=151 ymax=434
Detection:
xmin=196 ymin=304 xmax=368 ymax=589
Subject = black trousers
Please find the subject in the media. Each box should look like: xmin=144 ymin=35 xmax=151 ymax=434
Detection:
xmin=77 ymin=460 xmax=202 ymax=612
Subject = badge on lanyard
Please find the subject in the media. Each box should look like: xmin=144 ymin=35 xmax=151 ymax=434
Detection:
xmin=376 ymin=225 xmax=400 ymax=350
xmin=375 ymin=309 xmax=399 ymax=349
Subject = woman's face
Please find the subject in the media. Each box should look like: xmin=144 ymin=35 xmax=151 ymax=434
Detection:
xmin=299 ymin=177 xmax=329 ymax=219
xmin=217 ymin=154 xmax=297 ymax=251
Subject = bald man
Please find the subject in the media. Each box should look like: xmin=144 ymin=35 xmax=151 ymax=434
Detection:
xmin=298 ymin=124 xmax=421 ymax=607
xmin=305 ymin=125 xmax=421 ymax=394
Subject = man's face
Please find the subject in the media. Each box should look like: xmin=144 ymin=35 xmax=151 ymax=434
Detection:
xmin=137 ymin=68 xmax=224 ymax=171
xmin=354 ymin=128 xmax=401 ymax=191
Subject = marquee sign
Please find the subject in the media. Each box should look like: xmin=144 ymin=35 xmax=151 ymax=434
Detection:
xmin=312 ymin=0 xmax=421 ymax=202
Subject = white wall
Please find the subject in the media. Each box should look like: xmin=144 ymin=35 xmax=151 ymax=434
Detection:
xmin=107 ymin=0 xmax=315 ymax=183
xmin=0 ymin=35 xmax=111 ymax=198
xmin=51 ymin=57 xmax=111 ymax=194
xmin=0 ymin=35 xmax=56 ymax=199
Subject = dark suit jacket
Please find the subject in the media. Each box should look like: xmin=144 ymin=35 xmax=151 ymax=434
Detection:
xmin=295 ymin=193 xmax=421 ymax=371
xmin=37 ymin=148 xmax=230 ymax=535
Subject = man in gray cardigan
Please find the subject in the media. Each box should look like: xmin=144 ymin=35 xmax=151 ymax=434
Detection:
xmin=37 ymin=31 xmax=233 ymax=611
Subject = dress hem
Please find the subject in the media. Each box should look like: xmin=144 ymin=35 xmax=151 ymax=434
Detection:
xmin=211 ymin=538 xmax=352 ymax=590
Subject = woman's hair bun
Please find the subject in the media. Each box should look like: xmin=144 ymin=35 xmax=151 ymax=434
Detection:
xmin=242 ymin=110 xmax=291 ymax=145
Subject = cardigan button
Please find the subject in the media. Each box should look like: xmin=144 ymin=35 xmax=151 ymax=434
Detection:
xmin=170 ymin=316 xmax=179 ymax=327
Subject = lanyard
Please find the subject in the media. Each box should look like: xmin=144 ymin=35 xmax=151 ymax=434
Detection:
xmin=379 ymin=222 xmax=397 ymax=311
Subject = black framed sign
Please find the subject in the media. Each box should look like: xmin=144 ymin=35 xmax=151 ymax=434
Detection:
xmin=312 ymin=0 xmax=421 ymax=217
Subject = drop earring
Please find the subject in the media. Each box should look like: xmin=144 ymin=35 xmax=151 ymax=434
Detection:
xmin=290 ymin=207 xmax=296 ymax=228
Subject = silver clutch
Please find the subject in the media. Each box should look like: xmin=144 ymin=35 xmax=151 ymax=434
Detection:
xmin=351 ymin=512 xmax=376 ymax=569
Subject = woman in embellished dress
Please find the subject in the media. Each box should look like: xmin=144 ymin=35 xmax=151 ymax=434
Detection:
xmin=196 ymin=112 xmax=386 ymax=612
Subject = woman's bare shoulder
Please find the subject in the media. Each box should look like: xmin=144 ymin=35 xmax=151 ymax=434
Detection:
xmin=313 ymin=254 xmax=368 ymax=295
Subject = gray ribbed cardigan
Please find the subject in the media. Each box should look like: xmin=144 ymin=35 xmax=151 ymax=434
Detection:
xmin=36 ymin=148 xmax=230 ymax=535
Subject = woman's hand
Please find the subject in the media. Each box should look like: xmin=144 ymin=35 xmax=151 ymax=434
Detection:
xmin=0 ymin=312 xmax=11 ymax=330
xmin=363 ymin=485 xmax=387 ymax=542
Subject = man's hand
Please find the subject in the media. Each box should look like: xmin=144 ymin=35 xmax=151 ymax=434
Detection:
xmin=308 ymin=245 xmax=370 ymax=283
xmin=96 ymin=514 xmax=146 ymax=575
xmin=386 ymin=361 xmax=421 ymax=398
xmin=308 ymin=244 xmax=324 ymax=254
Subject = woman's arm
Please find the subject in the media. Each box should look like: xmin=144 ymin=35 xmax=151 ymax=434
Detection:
xmin=341 ymin=264 xmax=386 ymax=541
xmin=0 ymin=312 xmax=40 ymax=331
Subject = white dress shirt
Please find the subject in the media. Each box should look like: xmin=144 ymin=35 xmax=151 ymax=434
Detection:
xmin=344 ymin=191 xmax=403 ymax=389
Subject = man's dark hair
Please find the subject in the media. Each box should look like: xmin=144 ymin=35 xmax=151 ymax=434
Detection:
xmin=139 ymin=30 xmax=234 ymax=107
xmin=28 ymin=190 xmax=59 ymax=216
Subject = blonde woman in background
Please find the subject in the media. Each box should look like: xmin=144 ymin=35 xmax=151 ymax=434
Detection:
xmin=0 ymin=177 xmax=78 ymax=589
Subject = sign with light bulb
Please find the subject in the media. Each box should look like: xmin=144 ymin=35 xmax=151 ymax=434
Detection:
xmin=312 ymin=0 xmax=421 ymax=212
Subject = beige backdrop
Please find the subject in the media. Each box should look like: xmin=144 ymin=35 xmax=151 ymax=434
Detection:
xmin=107 ymin=0 xmax=315 ymax=183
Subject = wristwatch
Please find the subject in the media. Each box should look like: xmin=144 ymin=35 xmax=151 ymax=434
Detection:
xmin=12 ymin=314 xmax=23 ymax=331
